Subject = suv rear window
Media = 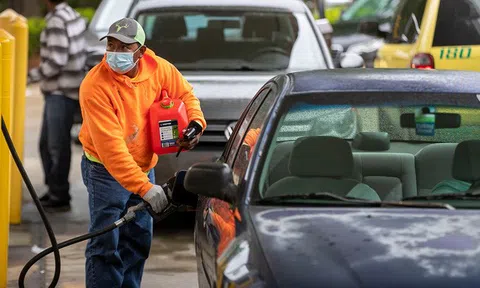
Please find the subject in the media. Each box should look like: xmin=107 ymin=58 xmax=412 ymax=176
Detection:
xmin=433 ymin=0 xmax=480 ymax=47
xmin=136 ymin=9 xmax=326 ymax=71
xmin=386 ymin=0 xmax=427 ymax=44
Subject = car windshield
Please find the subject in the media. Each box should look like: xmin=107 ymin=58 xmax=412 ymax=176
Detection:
xmin=340 ymin=0 xmax=399 ymax=22
xmin=255 ymin=96 xmax=480 ymax=209
xmin=135 ymin=10 xmax=326 ymax=71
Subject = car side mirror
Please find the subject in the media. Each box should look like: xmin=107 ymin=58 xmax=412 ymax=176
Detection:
xmin=316 ymin=18 xmax=334 ymax=49
xmin=167 ymin=170 xmax=198 ymax=207
xmin=184 ymin=162 xmax=237 ymax=205
xmin=339 ymin=52 xmax=365 ymax=68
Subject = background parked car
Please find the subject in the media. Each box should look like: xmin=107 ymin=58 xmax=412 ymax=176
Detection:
xmin=76 ymin=0 xmax=365 ymax=184
xmin=373 ymin=0 xmax=480 ymax=71
xmin=331 ymin=0 xmax=399 ymax=67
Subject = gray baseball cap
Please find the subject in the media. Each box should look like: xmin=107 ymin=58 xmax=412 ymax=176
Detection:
xmin=100 ymin=18 xmax=146 ymax=45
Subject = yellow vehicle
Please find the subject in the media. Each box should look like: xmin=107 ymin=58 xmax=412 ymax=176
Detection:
xmin=372 ymin=0 xmax=480 ymax=71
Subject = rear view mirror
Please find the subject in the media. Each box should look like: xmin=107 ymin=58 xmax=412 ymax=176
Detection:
xmin=400 ymin=112 xmax=461 ymax=129
xmin=184 ymin=162 xmax=237 ymax=205
xmin=169 ymin=170 xmax=198 ymax=207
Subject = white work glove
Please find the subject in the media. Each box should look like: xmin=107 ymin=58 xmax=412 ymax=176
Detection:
xmin=142 ymin=185 xmax=169 ymax=213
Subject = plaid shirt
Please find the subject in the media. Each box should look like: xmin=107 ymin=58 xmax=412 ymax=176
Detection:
xmin=32 ymin=2 xmax=87 ymax=100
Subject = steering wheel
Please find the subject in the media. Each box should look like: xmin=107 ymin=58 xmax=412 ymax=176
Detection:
xmin=249 ymin=47 xmax=289 ymax=61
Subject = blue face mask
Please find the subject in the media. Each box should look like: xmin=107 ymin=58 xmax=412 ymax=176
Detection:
xmin=106 ymin=46 xmax=142 ymax=74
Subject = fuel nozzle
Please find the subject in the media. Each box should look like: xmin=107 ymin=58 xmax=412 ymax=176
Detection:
xmin=176 ymin=121 xmax=203 ymax=158
xmin=144 ymin=182 xmax=179 ymax=223
xmin=141 ymin=171 xmax=197 ymax=223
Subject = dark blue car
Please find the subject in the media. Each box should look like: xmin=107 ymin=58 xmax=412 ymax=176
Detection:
xmin=181 ymin=69 xmax=480 ymax=287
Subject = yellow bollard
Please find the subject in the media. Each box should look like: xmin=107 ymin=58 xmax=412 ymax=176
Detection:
xmin=0 ymin=17 xmax=8 ymax=31
xmin=1 ymin=9 xmax=29 ymax=224
xmin=0 ymin=28 xmax=14 ymax=288
xmin=7 ymin=15 xmax=28 ymax=225
xmin=0 ymin=40 xmax=4 ymax=288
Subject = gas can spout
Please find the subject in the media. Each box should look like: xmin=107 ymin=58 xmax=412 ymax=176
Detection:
xmin=160 ymin=90 xmax=174 ymax=109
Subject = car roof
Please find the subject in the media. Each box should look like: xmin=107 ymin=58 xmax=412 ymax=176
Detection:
xmin=289 ymin=69 xmax=480 ymax=95
xmin=134 ymin=0 xmax=307 ymax=13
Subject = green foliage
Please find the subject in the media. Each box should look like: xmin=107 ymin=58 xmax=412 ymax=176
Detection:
xmin=312 ymin=4 xmax=347 ymax=24
xmin=27 ymin=17 xmax=46 ymax=57
xmin=76 ymin=7 xmax=95 ymax=23
xmin=325 ymin=5 xmax=347 ymax=24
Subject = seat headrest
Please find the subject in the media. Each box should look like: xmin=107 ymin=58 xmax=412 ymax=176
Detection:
xmin=152 ymin=16 xmax=187 ymax=40
xmin=352 ymin=132 xmax=390 ymax=151
xmin=197 ymin=27 xmax=224 ymax=43
xmin=242 ymin=15 xmax=277 ymax=39
xmin=453 ymin=140 xmax=480 ymax=182
xmin=289 ymin=136 xmax=353 ymax=177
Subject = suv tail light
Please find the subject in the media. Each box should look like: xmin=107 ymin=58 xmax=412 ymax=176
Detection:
xmin=411 ymin=53 xmax=435 ymax=69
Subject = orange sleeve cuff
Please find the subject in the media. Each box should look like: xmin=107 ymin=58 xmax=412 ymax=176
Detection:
xmin=138 ymin=182 xmax=154 ymax=197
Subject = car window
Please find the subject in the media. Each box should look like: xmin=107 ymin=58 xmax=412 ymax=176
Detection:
xmin=231 ymin=90 xmax=276 ymax=185
xmin=386 ymin=0 xmax=427 ymax=43
xmin=136 ymin=9 xmax=326 ymax=71
xmin=340 ymin=0 xmax=399 ymax=22
xmin=256 ymin=95 xmax=480 ymax=209
xmin=433 ymin=0 xmax=480 ymax=47
xmin=225 ymin=87 xmax=272 ymax=167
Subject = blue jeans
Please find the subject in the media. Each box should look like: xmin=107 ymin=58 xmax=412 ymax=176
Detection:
xmin=40 ymin=93 xmax=80 ymax=201
xmin=81 ymin=156 xmax=154 ymax=288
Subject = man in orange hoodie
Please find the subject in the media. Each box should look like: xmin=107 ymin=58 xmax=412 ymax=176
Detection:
xmin=79 ymin=18 xmax=206 ymax=288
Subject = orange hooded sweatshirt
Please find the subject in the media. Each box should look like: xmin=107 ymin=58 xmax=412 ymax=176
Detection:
xmin=79 ymin=48 xmax=206 ymax=196
xmin=243 ymin=128 xmax=261 ymax=158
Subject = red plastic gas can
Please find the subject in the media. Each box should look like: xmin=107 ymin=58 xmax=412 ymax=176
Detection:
xmin=149 ymin=90 xmax=189 ymax=155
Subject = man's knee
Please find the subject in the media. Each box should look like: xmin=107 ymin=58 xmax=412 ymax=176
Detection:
xmin=86 ymin=225 xmax=121 ymax=259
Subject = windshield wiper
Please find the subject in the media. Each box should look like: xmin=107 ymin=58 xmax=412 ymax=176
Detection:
xmin=404 ymin=192 xmax=480 ymax=201
xmin=380 ymin=201 xmax=455 ymax=210
xmin=258 ymin=192 xmax=376 ymax=204
xmin=258 ymin=192 xmax=454 ymax=209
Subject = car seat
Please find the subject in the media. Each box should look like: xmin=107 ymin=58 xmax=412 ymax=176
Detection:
xmin=352 ymin=132 xmax=390 ymax=152
xmin=242 ymin=15 xmax=278 ymax=40
xmin=264 ymin=136 xmax=380 ymax=201
xmin=152 ymin=16 xmax=187 ymax=41
xmin=431 ymin=140 xmax=480 ymax=194
xmin=351 ymin=132 xmax=417 ymax=201
xmin=415 ymin=143 xmax=458 ymax=195
xmin=149 ymin=16 xmax=189 ymax=62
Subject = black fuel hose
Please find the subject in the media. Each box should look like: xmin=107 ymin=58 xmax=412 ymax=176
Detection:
xmin=19 ymin=203 xmax=143 ymax=287
xmin=1 ymin=116 xmax=62 ymax=288
xmin=2 ymin=116 xmax=146 ymax=287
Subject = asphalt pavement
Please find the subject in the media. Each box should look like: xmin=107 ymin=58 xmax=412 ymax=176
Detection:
xmin=7 ymin=83 xmax=221 ymax=288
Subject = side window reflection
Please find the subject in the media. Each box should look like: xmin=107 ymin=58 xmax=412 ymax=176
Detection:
xmin=204 ymin=88 xmax=274 ymax=259
xmin=232 ymin=91 xmax=274 ymax=185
